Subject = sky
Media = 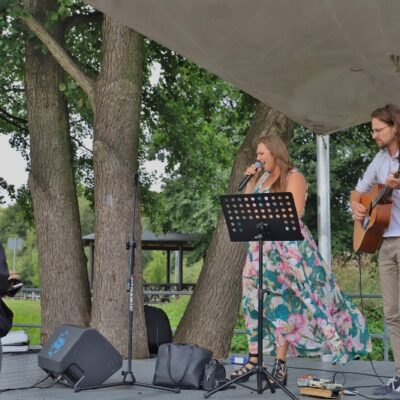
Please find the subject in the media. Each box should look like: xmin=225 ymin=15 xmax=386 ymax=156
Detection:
xmin=0 ymin=134 xmax=164 ymax=205
xmin=0 ymin=135 xmax=28 ymax=204
xmin=0 ymin=64 xmax=163 ymax=205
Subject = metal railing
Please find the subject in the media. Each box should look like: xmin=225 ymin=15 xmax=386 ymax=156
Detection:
xmin=10 ymin=287 xmax=390 ymax=361
xmin=14 ymin=287 xmax=40 ymax=301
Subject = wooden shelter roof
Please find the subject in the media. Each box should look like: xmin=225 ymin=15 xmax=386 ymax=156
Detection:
xmin=82 ymin=231 xmax=197 ymax=251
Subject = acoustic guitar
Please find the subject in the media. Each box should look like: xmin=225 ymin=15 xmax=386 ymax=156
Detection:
xmin=353 ymin=166 xmax=400 ymax=253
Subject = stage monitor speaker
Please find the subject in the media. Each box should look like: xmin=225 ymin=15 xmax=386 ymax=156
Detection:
xmin=38 ymin=324 xmax=123 ymax=391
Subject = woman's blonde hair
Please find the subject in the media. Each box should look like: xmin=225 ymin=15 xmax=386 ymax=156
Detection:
xmin=257 ymin=134 xmax=293 ymax=192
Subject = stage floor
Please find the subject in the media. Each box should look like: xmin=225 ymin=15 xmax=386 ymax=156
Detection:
xmin=0 ymin=351 xmax=393 ymax=400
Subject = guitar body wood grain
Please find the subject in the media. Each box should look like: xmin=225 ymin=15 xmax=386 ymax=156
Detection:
xmin=353 ymin=184 xmax=392 ymax=253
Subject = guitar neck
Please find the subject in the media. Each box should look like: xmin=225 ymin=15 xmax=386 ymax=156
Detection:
xmin=373 ymin=156 xmax=400 ymax=207
xmin=372 ymin=187 xmax=393 ymax=208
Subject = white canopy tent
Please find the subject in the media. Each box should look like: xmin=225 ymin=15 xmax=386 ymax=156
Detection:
xmin=84 ymin=0 xmax=400 ymax=263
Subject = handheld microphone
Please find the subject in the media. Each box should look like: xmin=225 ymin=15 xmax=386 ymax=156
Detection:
xmin=238 ymin=161 xmax=263 ymax=191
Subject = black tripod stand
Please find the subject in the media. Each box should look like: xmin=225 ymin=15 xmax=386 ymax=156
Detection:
xmin=77 ymin=174 xmax=179 ymax=394
xmin=205 ymin=192 xmax=302 ymax=399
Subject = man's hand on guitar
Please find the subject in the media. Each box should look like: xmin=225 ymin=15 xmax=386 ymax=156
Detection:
xmin=385 ymin=171 xmax=400 ymax=189
xmin=351 ymin=201 xmax=367 ymax=221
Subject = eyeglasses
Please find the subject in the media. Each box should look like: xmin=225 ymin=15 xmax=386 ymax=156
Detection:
xmin=370 ymin=125 xmax=391 ymax=136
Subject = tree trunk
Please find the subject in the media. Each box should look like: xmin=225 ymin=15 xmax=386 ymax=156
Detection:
xmin=174 ymin=103 xmax=293 ymax=358
xmin=90 ymin=16 xmax=148 ymax=357
xmin=24 ymin=0 xmax=91 ymax=342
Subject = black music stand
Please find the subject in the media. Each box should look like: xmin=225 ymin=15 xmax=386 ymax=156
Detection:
xmin=205 ymin=192 xmax=303 ymax=399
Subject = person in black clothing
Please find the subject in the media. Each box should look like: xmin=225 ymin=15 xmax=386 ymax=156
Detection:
xmin=0 ymin=243 xmax=20 ymax=371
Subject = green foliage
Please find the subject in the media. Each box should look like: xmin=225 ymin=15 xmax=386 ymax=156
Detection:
xmin=14 ymin=229 xmax=39 ymax=287
xmin=0 ymin=193 xmax=93 ymax=286
xmin=0 ymin=202 xmax=30 ymax=243
xmin=46 ymin=0 xmax=76 ymax=23
xmin=0 ymin=4 xmax=29 ymax=207
xmin=230 ymin=313 xmax=248 ymax=353
xmin=0 ymin=0 xmax=15 ymax=11
xmin=78 ymin=194 xmax=94 ymax=236
xmin=56 ymin=1 xmax=100 ymax=198
xmin=333 ymin=257 xmax=389 ymax=361
xmin=143 ymin=251 xmax=166 ymax=283
xmin=0 ymin=203 xmax=38 ymax=286
xmin=143 ymin=251 xmax=203 ymax=283
xmin=183 ymin=259 xmax=202 ymax=283
xmin=289 ymin=124 xmax=376 ymax=256
xmin=13 ymin=186 xmax=34 ymax=226
xmin=0 ymin=1 xmax=98 ymax=205
xmin=141 ymin=43 xmax=257 ymax=259
xmin=365 ymin=306 xmax=390 ymax=361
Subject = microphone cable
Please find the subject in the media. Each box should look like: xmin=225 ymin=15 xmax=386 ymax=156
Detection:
xmin=0 ymin=372 xmax=61 ymax=393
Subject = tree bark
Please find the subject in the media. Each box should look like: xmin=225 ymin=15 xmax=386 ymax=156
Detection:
xmin=90 ymin=16 xmax=148 ymax=357
xmin=24 ymin=0 xmax=91 ymax=342
xmin=174 ymin=102 xmax=293 ymax=358
xmin=20 ymin=13 xmax=95 ymax=106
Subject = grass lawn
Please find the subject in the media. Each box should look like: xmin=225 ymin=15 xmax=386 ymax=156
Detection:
xmin=157 ymin=296 xmax=189 ymax=328
xmin=2 ymin=282 xmax=387 ymax=360
xmin=156 ymin=296 xmax=248 ymax=353
xmin=1 ymin=297 xmax=245 ymax=351
xmin=4 ymin=299 xmax=41 ymax=345
xmin=1 ymin=298 xmax=193 ymax=348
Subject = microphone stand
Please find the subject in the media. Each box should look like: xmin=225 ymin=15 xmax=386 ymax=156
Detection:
xmin=76 ymin=173 xmax=179 ymax=393
xmin=205 ymin=192 xmax=302 ymax=399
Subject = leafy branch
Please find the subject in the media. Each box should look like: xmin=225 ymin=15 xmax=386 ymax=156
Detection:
xmin=0 ymin=105 xmax=28 ymax=132
xmin=19 ymin=12 xmax=96 ymax=107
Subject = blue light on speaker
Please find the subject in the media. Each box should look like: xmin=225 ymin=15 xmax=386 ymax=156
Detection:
xmin=47 ymin=329 xmax=70 ymax=358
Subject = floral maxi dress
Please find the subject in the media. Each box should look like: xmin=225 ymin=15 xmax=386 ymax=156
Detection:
xmin=242 ymin=172 xmax=372 ymax=364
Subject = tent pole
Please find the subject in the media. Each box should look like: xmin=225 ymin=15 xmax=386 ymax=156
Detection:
xmin=316 ymin=134 xmax=332 ymax=267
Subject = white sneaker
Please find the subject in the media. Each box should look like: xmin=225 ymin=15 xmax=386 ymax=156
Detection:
xmin=373 ymin=376 xmax=400 ymax=397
